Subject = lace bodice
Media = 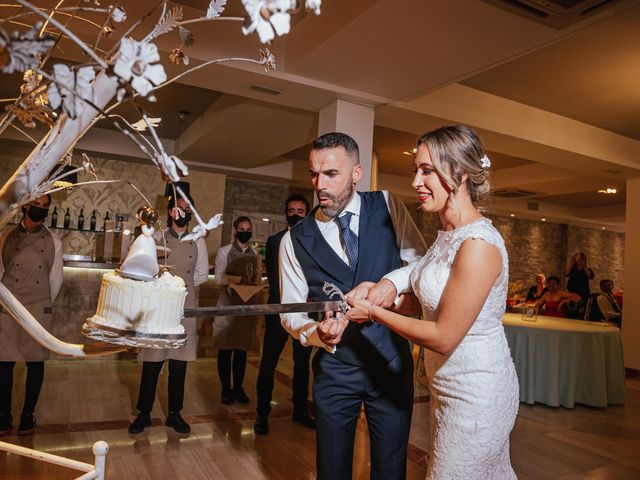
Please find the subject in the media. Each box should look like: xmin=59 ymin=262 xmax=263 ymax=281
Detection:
xmin=411 ymin=217 xmax=508 ymax=336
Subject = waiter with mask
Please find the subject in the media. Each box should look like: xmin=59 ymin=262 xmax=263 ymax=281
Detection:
xmin=0 ymin=194 xmax=63 ymax=436
xmin=128 ymin=191 xmax=209 ymax=435
xmin=213 ymin=216 xmax=263 ymax=405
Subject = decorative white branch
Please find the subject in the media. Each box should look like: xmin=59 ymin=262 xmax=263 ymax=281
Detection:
xmin=15 ymin=0 xmax=108 ymax=69
xmin=0 ymin=283 xmax=125 ymax=357
xmin=0 ymin=0 xmax=322 ymax=358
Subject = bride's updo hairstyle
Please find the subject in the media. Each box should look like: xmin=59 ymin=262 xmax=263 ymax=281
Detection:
xmin=416 ymin=125 xmax=491 ymax=208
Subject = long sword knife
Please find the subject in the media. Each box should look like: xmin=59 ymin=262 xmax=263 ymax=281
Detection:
xmin=184 ymin=300 xmax=343 ymax=318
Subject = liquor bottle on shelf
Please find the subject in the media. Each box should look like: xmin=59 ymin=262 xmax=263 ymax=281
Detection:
xmin=103 ymin=211 xmax=110 ymax=231
xmin=77 ymin=208 xmax=85 ymax=230
xmin=90 ymin=210 xmax=97 ymax=231
xmin=50 ymin=206 xmax=58 ymax=229
xmin=63 ymin=208 xmax=71 ymax=229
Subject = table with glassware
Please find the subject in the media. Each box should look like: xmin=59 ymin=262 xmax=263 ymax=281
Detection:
xmin=502 ymin=313 xmax=626 ymax=408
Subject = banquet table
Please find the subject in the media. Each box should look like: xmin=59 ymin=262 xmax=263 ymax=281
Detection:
xmin=502 ymin=313 xmax=626 ymax=408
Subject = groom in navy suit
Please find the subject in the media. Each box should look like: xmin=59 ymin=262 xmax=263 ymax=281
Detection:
xmin=279 ymin=132 xmax=426 ymax=479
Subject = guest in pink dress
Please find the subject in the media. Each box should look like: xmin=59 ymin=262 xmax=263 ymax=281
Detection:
xmin=535 ymin=276 xmax=581 ymax=318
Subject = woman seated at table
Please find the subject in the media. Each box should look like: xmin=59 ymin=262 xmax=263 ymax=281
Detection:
xmin=535 ymin=275 xmax=581 ymax=317
xmin=526 ymin=273 xmax=548 ymax=301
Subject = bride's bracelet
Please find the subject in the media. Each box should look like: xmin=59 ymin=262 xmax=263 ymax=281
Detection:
xmin=368 ymin=302 xmax=376 ymax=323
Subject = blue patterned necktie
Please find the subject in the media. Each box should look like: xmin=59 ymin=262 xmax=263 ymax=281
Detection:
xmin=336 ymin=212 xmax=358 ymax=271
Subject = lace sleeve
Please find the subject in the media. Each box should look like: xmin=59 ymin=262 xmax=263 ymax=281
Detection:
xmin=446 ymin=223 xmax=509 ymax=285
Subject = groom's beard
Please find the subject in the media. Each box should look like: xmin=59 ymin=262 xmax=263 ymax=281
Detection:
xmin=318 ymin=181 xmax=355 ymax=218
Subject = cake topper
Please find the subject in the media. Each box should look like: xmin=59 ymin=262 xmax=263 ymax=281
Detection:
xmin=119 ymin=208 xmax=160 ymax=281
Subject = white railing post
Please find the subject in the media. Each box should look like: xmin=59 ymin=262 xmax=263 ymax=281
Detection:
xmin=92 ymin=441 xmax=109 ymax=480
xmin=0 ymin=439 xmax=109 ymax=479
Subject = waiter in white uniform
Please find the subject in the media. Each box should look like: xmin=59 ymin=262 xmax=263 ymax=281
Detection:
xmin=128 ymin=192 xmax=208 ymax=435
xmin=0 ymin=194 xmax=62 ymax=436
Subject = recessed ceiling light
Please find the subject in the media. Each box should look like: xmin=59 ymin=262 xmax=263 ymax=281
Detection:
xmin=597 ymin=188 xmax=617 ymax=194
xmin=402 ymin=148 xmax=417 ymax=156
xmin=509 ymin=213 xmax=515 ymax=217
xmin=601 ymin=227 xmax=606 ymax=230
xmin=541 ymin=218 xmax=546 ymax=222
xmin=262 ymin=218 xmax=270 ymax=222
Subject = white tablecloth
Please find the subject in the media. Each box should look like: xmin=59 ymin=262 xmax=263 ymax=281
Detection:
xmin=503 ymin=313 xmax=626 ymax=408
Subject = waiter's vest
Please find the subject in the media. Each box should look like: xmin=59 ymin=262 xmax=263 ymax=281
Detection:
xmin=226 ymin=243 xmax=258 ymax=283
xmin=163 ymin=228 xmax=199 ymax=309
xmin=290 ymin=191 xmax=410 ymax=366
xmin=2 ymin=223 xmax=54 ymax=313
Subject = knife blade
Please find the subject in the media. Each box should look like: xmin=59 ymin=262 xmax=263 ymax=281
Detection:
xmin=183 ymin=300 xmax=344 ymax=318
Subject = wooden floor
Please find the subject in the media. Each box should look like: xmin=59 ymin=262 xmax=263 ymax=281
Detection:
xmin=0 ymin=345 xmax=638 ymax=479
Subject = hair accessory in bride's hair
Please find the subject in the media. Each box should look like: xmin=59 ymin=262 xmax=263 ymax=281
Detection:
xmin=480 ymin=154 xmax=491 ymax=170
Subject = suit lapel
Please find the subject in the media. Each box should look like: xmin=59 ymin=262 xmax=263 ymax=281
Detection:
xmin=296 ymin=207 xmax=355 ymax=285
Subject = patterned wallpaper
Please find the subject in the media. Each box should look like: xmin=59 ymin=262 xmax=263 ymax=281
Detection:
xmin=0 ymin=142 xmax=226 ymax=264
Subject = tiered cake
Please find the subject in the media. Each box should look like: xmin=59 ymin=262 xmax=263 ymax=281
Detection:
xmin=90 ymin=271 xmax=186 ymax=334
xmin=83 ymin=221 xmax=188 ymax=348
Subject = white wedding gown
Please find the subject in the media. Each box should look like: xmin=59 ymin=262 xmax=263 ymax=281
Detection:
xmin=411 ymin=218 xmax=519 ymax=479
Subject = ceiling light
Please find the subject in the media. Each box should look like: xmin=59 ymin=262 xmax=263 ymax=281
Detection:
xmin=597 ymin=188 xmax=617 ymax=194
xmin=541 ymin=218 xmax=546 ymax=222
xmin=601 ymin=227 xmax=606 ymax=230
xmin=262 ymin=218 xmax=270 ymax=222
xmin=509 ymin=213 xmax=515 ymax=217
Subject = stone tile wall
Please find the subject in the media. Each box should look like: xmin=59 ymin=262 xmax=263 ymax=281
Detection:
xmin=405 ymin=197 xmax=624 ymax=294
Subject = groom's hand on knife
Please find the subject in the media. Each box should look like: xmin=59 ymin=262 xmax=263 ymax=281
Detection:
xmin=317 ymin=312 xmax=348 ymax=347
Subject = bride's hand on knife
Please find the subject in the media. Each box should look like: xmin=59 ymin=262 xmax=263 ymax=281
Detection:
xmin=343 ymin=298 xmax=375 ymax=323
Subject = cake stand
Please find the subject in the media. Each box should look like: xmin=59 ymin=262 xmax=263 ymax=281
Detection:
xmin=82 ymin=319 xmax=187 ymax=349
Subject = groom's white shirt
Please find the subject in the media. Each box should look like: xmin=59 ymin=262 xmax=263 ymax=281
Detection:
xmin=279 ymin=190 xmax=426 ymax=351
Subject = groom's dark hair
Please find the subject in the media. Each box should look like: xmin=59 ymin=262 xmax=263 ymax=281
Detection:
xmin=312 ymin=132 xmax=360 ymax=165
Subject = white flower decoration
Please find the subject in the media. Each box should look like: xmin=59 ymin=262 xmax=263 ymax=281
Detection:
xmin=131 ymin=117 xmax=161 ymax=132
xmin=480 ymin=154 xmax=491 ymax=169
xmin=0 ymin=24 xmax=55 ymax=74
xmin=47 ymin=64 xmax=95 ymax=119
xmin=241 ymin=0 xmax=292 ymax=44
xmin=113 ymin=38 xmax=167 ymax=99
xmin=306 ymin=0 xmax=322 ymax=15
xmin=183 ymin=213 xmax=224 ymax=242
xmin=159 ymin=154 xmax=189 ymax=183
xmin=110 ymin=6 xmax=127 ymax=23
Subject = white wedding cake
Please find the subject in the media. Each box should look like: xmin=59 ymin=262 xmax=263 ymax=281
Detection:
xmin=88 ymin=271 xmax=187 ymax=335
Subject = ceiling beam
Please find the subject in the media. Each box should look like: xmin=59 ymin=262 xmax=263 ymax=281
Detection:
xmin=395 ymin=84 xmax=640 ymax=175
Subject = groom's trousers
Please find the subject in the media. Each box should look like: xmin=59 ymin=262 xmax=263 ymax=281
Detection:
xmin=312 ymin=348 xmax=414 ymax=480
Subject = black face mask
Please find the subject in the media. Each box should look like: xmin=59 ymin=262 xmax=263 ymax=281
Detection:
xmin=286 ymin=214 xmax=304 ymax=227
xmin=236 ymin=231 xmax=252 ymax=244
xmin=26 ymin=205 xmax=49 ymax=223
xmin=174 ymin=212 xmax=191 ymax=228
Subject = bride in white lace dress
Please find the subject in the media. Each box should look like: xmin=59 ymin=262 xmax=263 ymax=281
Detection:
xmin=345 ymin=125 xmax=519 ymax=479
